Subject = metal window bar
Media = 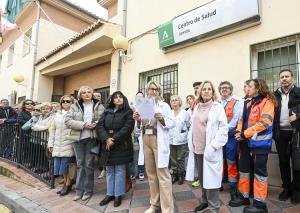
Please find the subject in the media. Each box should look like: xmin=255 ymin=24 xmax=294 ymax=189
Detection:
xmin=251 ymin=41 xmax=299 ymax=92
xmin=139 ymin=64 xmax=178 ymax=103
xmin=0 ymin=124 xmax=54 ymax=188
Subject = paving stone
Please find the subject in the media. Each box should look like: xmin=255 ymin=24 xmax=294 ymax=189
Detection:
xmin=270 ymin=199 xmax=295 ymax=209
xmin=106 ymin=210 xmax=129 ymax=213
xmin=132 ymin=189 xmax=149 ymax=198
xmin=174 ymin=191 xmax=196 ymax=201
xmin=192 ymin=189 xmax=202 ymax=199
xmin=134 ymin=182 xmax=149 ymax=190
xmin=282 ymin=205 xmax=300 ymax=213
xmin=219 ymin=205 xmax=231 ymax=213
xmin=131 ymin=196 xmax=150 ymax=208
xmin=176 ymin=199 xmax=199 ymax=212
xmin=129 ymin=206 xmax=149 ymax=213
xmin=172 ymin=183 xmax=191 ymax=193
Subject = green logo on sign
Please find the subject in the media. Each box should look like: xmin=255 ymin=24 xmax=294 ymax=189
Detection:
xmin=158 ymin=20 xmax=175 ymax=48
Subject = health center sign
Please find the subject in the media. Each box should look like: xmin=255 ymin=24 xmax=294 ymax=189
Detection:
xmin=158 ymin=0 xmax=260 ymax=49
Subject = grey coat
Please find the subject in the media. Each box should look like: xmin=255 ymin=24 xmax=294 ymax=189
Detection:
xmin=65 ymin=100 xmax=105 ymax=142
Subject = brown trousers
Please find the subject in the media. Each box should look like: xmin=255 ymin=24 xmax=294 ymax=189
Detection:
xmin=143 ymin=135 xmax=174 ymax=213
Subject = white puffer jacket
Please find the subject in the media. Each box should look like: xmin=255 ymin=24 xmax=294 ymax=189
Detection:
xmin=48 ymin=110 xmax=74 ymax=157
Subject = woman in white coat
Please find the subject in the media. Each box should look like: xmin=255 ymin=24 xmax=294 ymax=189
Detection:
xmin=192 ymin=81 xmax=228 ymax=213
xmin=48 ymin=95 xmax=75 ymax=196
xmin=133 ymin=81 xmax=175 ymax=213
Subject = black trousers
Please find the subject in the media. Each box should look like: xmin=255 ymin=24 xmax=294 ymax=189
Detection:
xmin=275 ymin=130 xmax=300 ymax=192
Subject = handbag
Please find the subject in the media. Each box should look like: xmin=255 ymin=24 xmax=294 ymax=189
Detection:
xmin=291 ymin=130 xmax=300 ymax=171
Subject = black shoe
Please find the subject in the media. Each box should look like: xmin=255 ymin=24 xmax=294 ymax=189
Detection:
xmin=230 ymin=188 xmax=238 ymax=201
xmin=178 ymin=175 xmax=184 ymax=185
xmin=99 ymin=195 xmax=114 ymax=206
xmin=114 ymin=196 xmax=122 ymax=207
xmin=56 ymin=190 xmax=61 ymax=194
xmin=243 ymin=206 xmax=268 ymax=213
xmin=60 ymin=185 xmax=72 ymax=196
xmin=229 ymin=194 xmax=250 ymax=207
xmin=278 ymin=189 xmax=291 ymax=201
xmin=172 ymin=175 xmax=178 ymax=184
xmin=291 ymin=191 xmax=300 ymax=205
xmin=194 ymin=202 xmax=208 ymax=212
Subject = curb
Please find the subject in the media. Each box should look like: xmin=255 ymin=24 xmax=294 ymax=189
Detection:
xmin=0 ymin=185 xmax=50 ymax=213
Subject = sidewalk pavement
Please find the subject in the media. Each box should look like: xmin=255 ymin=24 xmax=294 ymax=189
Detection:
xmin=0 ymin=160 xmax=300 ymax=213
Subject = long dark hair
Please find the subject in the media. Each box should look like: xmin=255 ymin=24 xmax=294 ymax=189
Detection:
xmin=107 ymin=91 xmax=131 ymax=110
xmin=251 ymin=79 xmax=278 ymax=107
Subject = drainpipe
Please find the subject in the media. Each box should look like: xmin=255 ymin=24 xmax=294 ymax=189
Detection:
xmin=29 ymin=0 xmax=41 ymax=99
xmin=116 ymin=0 xmax=127 ymax=91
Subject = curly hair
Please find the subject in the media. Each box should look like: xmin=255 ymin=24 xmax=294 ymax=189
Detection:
xmin=251 ymin=79 xmax=277 ymax=107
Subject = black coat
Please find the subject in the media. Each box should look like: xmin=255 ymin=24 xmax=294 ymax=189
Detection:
xmin=18 ymin=110 xmax=32 ymax=126
xmin=0 ymin=107 xmax=18 ymax=124
xmin=96 ymin=108 xmax=134 ymax=166
xmin=273 ymin=86 xmax=300 ymax=140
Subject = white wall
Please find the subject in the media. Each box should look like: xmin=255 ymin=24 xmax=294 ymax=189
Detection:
xmin=113 ymin=0 xmax=300 ymax=104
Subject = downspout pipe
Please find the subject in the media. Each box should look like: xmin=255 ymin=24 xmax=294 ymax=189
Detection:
xmin=29 ymin=0 xmax=41 ymax=99
xmin=116 ymin=0 xmax=127 ymax=91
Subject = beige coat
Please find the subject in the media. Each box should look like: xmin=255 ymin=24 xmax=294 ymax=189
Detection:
xmin=65 ymin=100 xmax=105 ymax=142
xmin=48 ymin=110 xmax=75 ymax=157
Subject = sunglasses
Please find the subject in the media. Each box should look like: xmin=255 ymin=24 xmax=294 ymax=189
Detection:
xmin=61 ymin=100 xmax=72 ymax=104
xmin=33 ymin=109 xmax=41 ymax=112
xmin=25 ymin=102 xmax=34 ymax=105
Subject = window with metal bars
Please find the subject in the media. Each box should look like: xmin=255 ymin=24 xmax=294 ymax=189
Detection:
xmin=251 ymin=34 xmax=300 ymax=92
xmin=139 ymin=64 xmax=178 ymax=104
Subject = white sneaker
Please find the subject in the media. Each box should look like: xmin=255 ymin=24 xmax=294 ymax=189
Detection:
xmin=144 ymin=207 xmax=160 ymax=213
xmin=139 ymin=173 xmax=145 ymax=181
xmin=97 ymin=170 xmax=106 ymax=179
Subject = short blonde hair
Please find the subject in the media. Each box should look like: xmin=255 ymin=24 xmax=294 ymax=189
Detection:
xmin=197 ymin=81 xmax=218 ymax=103
xmin=78 ymin=86 xmax=93 ymax=100
xmin=40 ymin=102 xmax=53 ymax=110
xmin=170 ymin=95 xmax=182 ymax=107
xmin=145 ymin=81 xmax=161 ymax=95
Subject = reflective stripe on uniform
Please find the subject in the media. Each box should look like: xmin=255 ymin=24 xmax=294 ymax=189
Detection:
xmin=255 ymin=133 xmax=272 ymax=141
xmin=238 ymin=172 xmax=250 ymax=198
xmin=254 ymin=174 xmax=268 ymax=201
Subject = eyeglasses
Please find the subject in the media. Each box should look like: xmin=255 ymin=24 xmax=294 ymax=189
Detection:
xmin=149 ymin=88 xmax=159 ymax=91
xmin=33 ymin=109 xmax=41 ymax=112
xmin=61 ymin=100 xmax=72 ymax=104
xmin=220 ymin=87 xmax=230 ymax=90
xmin=25 ymin=102 xmax=34 ymax=105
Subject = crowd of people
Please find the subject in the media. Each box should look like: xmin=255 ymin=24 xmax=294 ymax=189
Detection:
xmin=1 ymin=68 xmax=300 ymax=213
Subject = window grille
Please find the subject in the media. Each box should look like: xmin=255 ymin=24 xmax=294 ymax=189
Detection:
xmin=139 ymin=64 xmax=178 ymax=104
xmin=251 ymin=34 xmax=300 ymax=92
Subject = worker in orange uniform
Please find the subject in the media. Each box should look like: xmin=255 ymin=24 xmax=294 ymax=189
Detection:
xmin=219 ymin=81 xmax=243 ymax=199
xmin=229 ymin=79 xmax=276 ymax=213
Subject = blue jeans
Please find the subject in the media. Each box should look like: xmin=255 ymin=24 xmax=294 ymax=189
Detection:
xmin=130 ymin=150 xmax=145 ymax=177
xmin=72 ymin=138 xmax=96 ymax=196
xmin=106 ymin=164 xmax=126 ymax=196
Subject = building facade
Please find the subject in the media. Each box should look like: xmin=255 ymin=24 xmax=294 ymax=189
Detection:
xmin=0 ymin=0 xmax=100 ymax=103
xmin=105 ymin=0 xmax=300 ymax=186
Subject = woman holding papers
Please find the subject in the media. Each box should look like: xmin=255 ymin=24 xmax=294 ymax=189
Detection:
xmin=133 ymin=81 xmax=175 ymax=213
xmin=192 ymin=81 xmax=228 ymax=213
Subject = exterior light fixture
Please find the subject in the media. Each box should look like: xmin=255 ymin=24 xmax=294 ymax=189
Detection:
xmin=112 ymin=35 xmax=132 ymax=60
xmin=13 ymin=74 xmax=25 ymax=84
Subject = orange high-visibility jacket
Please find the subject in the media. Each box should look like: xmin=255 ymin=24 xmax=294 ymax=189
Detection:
xmin=237 ymin=97 xmax=275 ymax=148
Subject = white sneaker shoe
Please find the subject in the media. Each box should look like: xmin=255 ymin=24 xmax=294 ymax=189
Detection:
xmin=144 ymin=207 xmax=158 ymax=213
xmin=139 ymin=173 xmax=145 ymax=181
xmin=97 ymin=170 xmax=106 ymax=179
